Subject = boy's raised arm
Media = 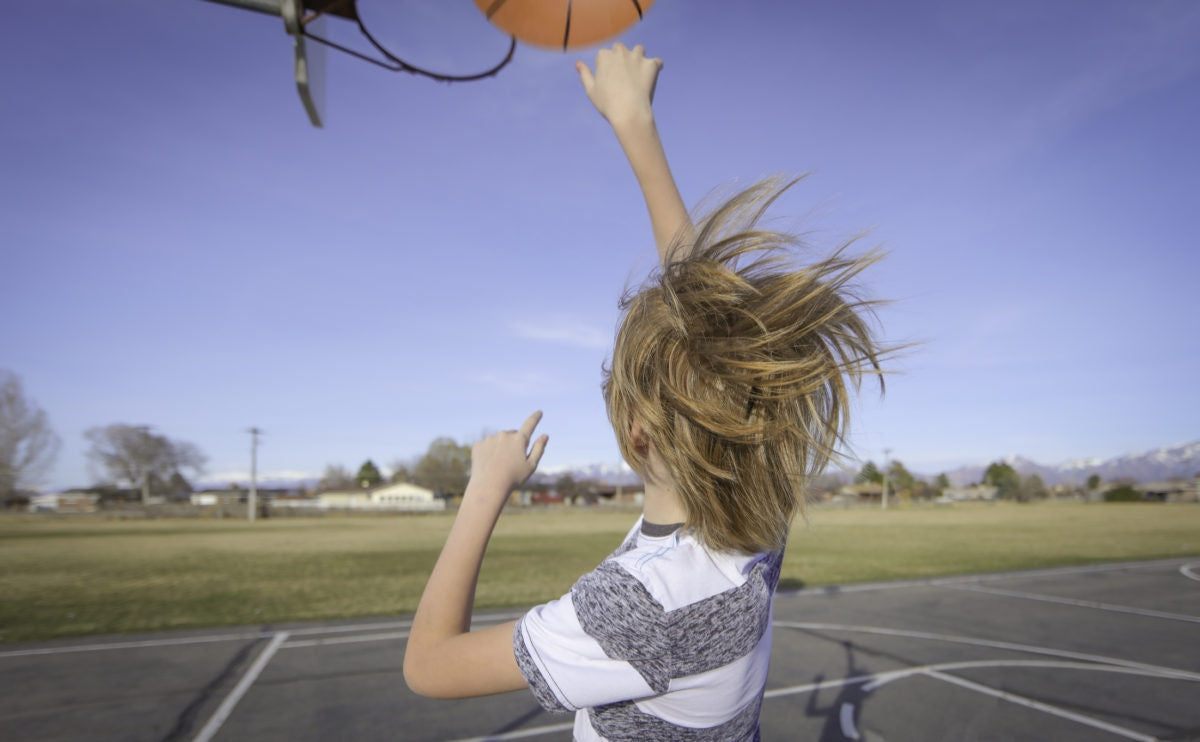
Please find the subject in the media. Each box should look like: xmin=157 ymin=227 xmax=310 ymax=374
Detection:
xmin=402 ymin=412 xmax=548 ymax=699
xmin=577 ymin=44 xmax=692 ymax=266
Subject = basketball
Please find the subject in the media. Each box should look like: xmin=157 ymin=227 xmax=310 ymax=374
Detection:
xmin=474 ymin=0 xmax=655 ymax=51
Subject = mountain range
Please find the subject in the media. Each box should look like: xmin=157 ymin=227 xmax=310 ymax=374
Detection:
xmin=206 ymin=441 xmax=1200 ymax=492
xmin=937 ymin=441 xmax=1200 ymax=488
xmin=542 ymin=442 xmax=1200 ymax=490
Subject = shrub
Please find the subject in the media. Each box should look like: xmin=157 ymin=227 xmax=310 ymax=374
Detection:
xmin=1103 ymin=485 xmax=1141 ymax=503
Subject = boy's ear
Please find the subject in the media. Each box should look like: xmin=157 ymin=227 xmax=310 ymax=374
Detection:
xmin=630 ymin=420 xmax=650 ymax=455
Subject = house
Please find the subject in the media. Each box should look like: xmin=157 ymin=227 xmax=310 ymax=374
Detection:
xmin=593 ymin=482 xmax=645 ymax=508
xmin=837 ymin=482 xmax=883 ymax=504
xmin=315 ymin=481 xmax=444 ymax=512
xmin=190 ymin=491 xmax=244 ymax=507
xmin=1138 ymin=480 xmax=1198 ymax=503
xmin=938 ymin=485 xmax=998 ymax=503
xmin=523 ymin=487 xmax=562 ymax=506
xmin=28 ymin=491 xmax=99 ymax=513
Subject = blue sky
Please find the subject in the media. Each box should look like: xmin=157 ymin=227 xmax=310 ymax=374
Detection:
xmin=3 ymin=0 xmax=1198 ymax=490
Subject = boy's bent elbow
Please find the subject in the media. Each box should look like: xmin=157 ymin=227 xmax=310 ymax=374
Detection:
xmin=403 ymin=647 xmax=443 ymax=698
xmin=403 ymin=644 xmax=471 ymax=699
xmin=404 ymin=621 xmax=526 ymax=699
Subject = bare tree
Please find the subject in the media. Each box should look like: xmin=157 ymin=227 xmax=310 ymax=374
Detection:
xmin=555 ymin=473 xmax=582 ymax=504
xmin=0 ymin=370 xmax=61 ymax=505
xmin=388 ymin=458 xmax=415 ymax=484
xmin=84 ymin=424 xmax=207 ymax=504
xmin=318 ymin=464 xmax=353 ymax=491
xmin=413 ymin=437 xmax=471 ymax=499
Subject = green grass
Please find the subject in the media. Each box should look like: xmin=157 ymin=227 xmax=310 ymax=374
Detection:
xmin=1 ymin=501 xmax=1197 ymax=643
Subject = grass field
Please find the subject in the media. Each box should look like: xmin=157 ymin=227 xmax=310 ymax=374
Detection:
xmin=1 ymin=501 xmax=1198 ymax=643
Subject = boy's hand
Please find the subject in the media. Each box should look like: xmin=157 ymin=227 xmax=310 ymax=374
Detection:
xmin=576 ymin=43 xmax=663 ymax=129
xmin=467 ymin=411 xmax=548 ymax=504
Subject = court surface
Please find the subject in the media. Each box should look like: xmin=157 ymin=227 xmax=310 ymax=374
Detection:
xmin=2 ymin=557 xmax=1198 ymax=741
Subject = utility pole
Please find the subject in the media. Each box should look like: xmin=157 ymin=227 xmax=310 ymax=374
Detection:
xmin=881 ymin=447 xmax=893 ymax=510
xmin=248 ymin=427 xmax=262 ymax=522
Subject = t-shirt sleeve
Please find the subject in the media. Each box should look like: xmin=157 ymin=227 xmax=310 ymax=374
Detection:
xmin=513 ymin=561 xmax=670 ymax=712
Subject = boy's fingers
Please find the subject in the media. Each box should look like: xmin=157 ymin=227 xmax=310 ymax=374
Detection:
xmin=575 ymin=60 xmax=594 ymax=92
xmin=527 ymin=434 xmax=549 ymax=469
xmin=519 ymin=410 xmax=543 ymax=441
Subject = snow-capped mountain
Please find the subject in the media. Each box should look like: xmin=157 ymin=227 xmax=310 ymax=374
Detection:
xmin=942 ymin=441 xmax=1200 ymax=487
xmin=531 ymin=463 xmax=642 ymax=487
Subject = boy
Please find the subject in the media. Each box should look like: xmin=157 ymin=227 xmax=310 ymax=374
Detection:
xmin=404 ymin=43 xmax=885 ymax=741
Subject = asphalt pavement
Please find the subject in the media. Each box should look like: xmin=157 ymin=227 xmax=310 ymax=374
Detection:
xmin=2 ymin=557 xmax=1198 ymax=741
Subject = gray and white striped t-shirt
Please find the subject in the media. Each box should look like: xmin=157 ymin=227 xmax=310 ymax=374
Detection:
xmin=514 ymin=517 xmax=782 ymax=741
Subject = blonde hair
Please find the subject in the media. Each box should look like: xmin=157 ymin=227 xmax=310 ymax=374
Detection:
xmin=603 ymin=177 xmax=887 ymax=554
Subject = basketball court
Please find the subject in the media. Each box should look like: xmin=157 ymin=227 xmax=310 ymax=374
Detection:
xmin=6 ymin=4 xmax=1199 ymax=740
xmin=2 ymin=556 xmax=1197 ymax=741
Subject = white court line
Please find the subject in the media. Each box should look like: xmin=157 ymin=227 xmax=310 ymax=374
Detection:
xmin=772 ymin=621 xmax=1200 ymax=681
xmin=281 ymin=618 xmax=519 ymax=649
xmin=283 ymin=631 xmax=410 ymax=649
xmin=762 ymin=658 xmax=1199 ymax=701
xmin=782 ymin=557 xmax=1195 ymax=598
xmin=284 ymin=620 xmax=409 ymax=636
xmin=764 ymin=675 xmax=873 ymax=699
xmin=442 ymin=653 xmax=1196 ymax=742
xmin=192 ymin=630 xmax=289 ymax=742
xmin=1181 ymin=562 xmax=1200 ymax=583
xmin=0 ymin=631 xmax=271 ymax=659
xmin=444 ymin=722 xmax=575 ymax=742
xmin=0 ymin=612 xmax=527 ymax=660
xmin=924 ymin=669 xmax=1158 ymax=742
xmin=761 ymin=658 xmax=1193 ymax=741
xmin=944 ymin=583 xmax=1200 ymax=624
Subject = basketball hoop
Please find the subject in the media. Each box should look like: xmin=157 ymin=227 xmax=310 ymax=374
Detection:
xmin=201 ymin=0 xmax=516 ymax=127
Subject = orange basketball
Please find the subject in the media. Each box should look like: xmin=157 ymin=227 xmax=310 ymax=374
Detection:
xmin=474 ymin=0 xmax=656 ymax=51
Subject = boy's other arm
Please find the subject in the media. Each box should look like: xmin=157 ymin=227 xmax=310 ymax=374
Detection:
xmin=402 ymin=412 xmax=548 ymax=699
xmin=577 ymin=44 xmax=693 ymax=266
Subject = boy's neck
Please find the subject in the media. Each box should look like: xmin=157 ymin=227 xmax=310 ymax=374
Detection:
xmin=641 ymin=476 xmax=687 ymax=525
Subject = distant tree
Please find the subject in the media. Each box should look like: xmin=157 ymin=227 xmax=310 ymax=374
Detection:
xmin=163 ymin=471 xmax=194 ymax=500
xmin=579 ymin=478 xmax=602 ymax=505
xmin=1085 ymin=474 xmax=1102 ymax=491
xmin=555 ymin=473 xmax=581 ymax=504
xmin=84 ymin=424 xmax=206 ymax=504
xmin=909 ymin=479 xmax=934 ymax=500
xmin=1017 ymin=473 xmax=1048 ymax=502
xmin=813 ymin=470 xmax=851 ymax=499
xmin=983 ymin=461 xmax=1021 ymax=500
xmin=886 ymin=460 xmax=916 ymax=498
xmin=389 ymin=460 xmax=414 ymax=484
xmin=856 ymin=461 xmax=883 ymax=485
xmin=356 ymin=459 xmax=382 ymax=488
xmin=318 ymin=464 xmax=353 ymax=491
xmin=413 ymin=437 xmax=472 ymax=498
xmin=935 ymin=473 xmax=951 ymax=493
xmin=0 ymin=370 xmax=61 ymax=506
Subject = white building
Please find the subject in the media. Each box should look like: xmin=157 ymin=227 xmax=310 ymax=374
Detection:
xmin=315 ymin=482 xmax=445 ymax=512
xmin=938 ymin=485 xmax=998 ymax=503
xmin=29 ymin=491 xmax=99 ymax=513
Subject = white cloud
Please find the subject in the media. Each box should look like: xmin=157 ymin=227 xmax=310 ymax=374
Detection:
xmin=508 ymin=317 xmax=611 ymax=350
xmin=467 ymin=369 xmax=572 ymax=398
